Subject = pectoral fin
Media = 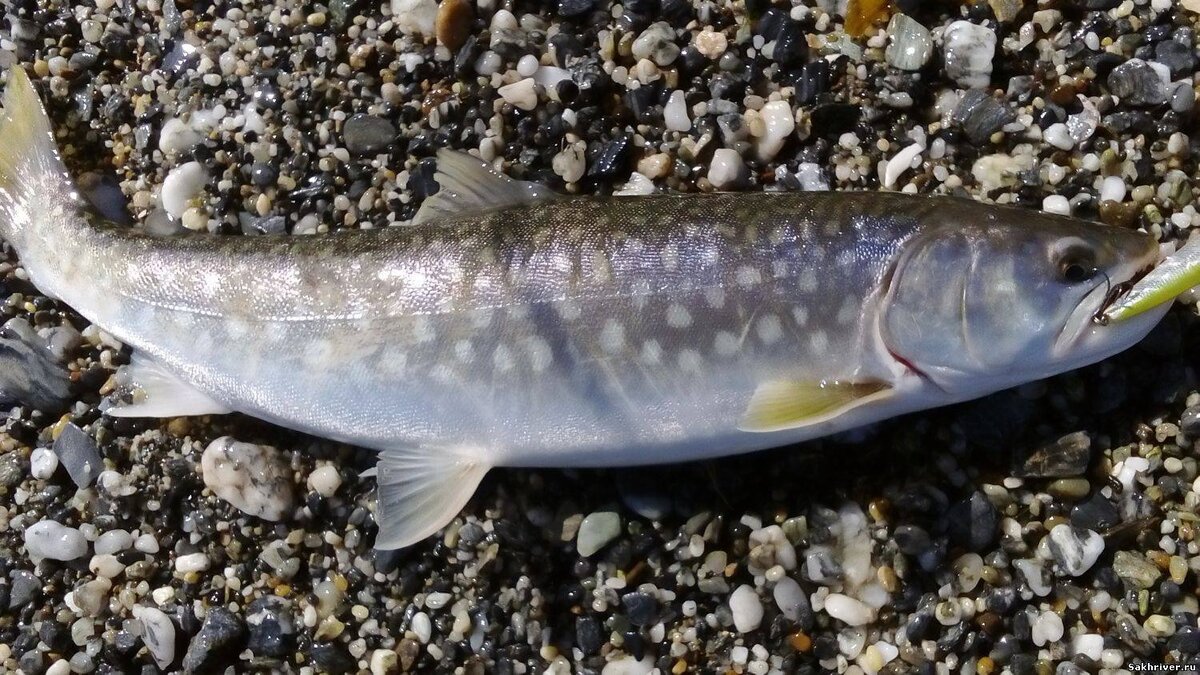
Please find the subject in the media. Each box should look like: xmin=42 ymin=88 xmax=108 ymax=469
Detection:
xmin=103 ymin=353 xmax=232 ymax=418
xmin=412 ymin=149 xmax=557 ymax=225
xmin=373 ymin=446 xmax=490 ymax=549
xmin=738 ymin=379 xmax=893 ymax=433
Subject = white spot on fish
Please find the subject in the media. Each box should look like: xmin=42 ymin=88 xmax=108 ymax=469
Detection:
xmin=471 ymin=308 xmax=494 ymax=328
xmin=757 ymin=314 xmax=784 ymax=345
xmin=455 ymin=339 xmax=475 ymax=363
xmin=411 ymin=316 xmax=435 ymax=343
xmin=714 ymin=331 xmax=740 ymax=356
xmin=641 ymin=340 xmax=662 ymax=365
xmin=556 ymin=300 xmax=581 ymax=322
xmin=631 ymin=279 xmax=652 ymax=310
xmin=772 ymin=260 xmax=789 ymax=279
xmin=225 ymin=317 xmax=251 ymax=340
xmin=836 ymin=297 xmax=859 ymax=325
xmin=792 ymin=306 xmax=809 ymax=326
xmin=600 ymin=320 xmax=625 ymax=354
xmin=736 ymin=266 xmax=762 ymax=287
xmin=809 ymin=331 xmax=828 ymax=354
xmin=305 ymin=339 xmax=336 ymax=367
xmin=493 ymin=344 xmax=515 ymax=372
xmin=430 ymin=364 xmax=455 ymax=382
xmin=798 ymin=269 xmax=818 ymax=293
xmin=379 ymin=348 xmax=408 ymax=377
xmin=677 ymin=349 xmax=703 ymax=373
xmin=525 ymin=336 xmax=553 ymax=372
xmin=666 ymin=303 xmax=692 ymax=329
xmin=660 ymin=243 xmax=679 ymax=271
xmin=705 ymin=287 xmax=726 ymax=309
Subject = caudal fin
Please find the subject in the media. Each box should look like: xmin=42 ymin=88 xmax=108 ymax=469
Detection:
xmin=0 ymin=67 xmax=74 ymax=243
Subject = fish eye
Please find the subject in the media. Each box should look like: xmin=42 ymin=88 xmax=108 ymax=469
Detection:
xmin=1050 ymin=238 xmax=1099 ymax=284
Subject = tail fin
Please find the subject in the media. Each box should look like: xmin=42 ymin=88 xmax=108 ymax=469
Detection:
xmin=0 ymin=67 xmax=74 ymax=244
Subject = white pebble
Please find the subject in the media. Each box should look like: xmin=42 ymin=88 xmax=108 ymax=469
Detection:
xmin=756 ymin=100 xmax=795 ymax=162
xmin=707 ymin=148 xmax=745 ymax=190
xmin=883 ymin=143 xmax=923 ymax=189
xmin=174 ymin=552 xmax=210 ymax=573
xmin=201 ymin=437 xmax=295 ymax=522
xmin=1072 ymin=633 xmax=1103 ymax=661
xmin=824 ymin=593 xmax=875 ymax=626
xmin=412 ymin=611 xmax=433 ymax=643
xmin=1042 ymin=195 xmax=1071 ymax=216
xmin=134 ymin=533 xmax=160 ymax=554
xmin=133 ymin=606 xmax=176 ymax=669
xmin=1044 ymin=122 xmax=1074 ymax=150
xmin=943 ymin=21 xmax=996 ymax=89
xmin=1100 ymin=175 xmax=1127 ymax=202
xmin=30 ymin=447 xmax=58 ymax=479
xmin=772 ymin=577 xmax=806 ymax=622
xmin=160 ymin=161 xmax=208 ymax=219
xmin=24 ymin=520 xmax=88 ymax=561
xmin=1032 ymin=610 xmax=1064 ymax=646
xmin=391 ymin=0 xmax=437 ymax=36
xmin=497 ymin=78 xmax=538 ymax=111
xmin=729 ymin=584 xmax=764 ymax=633
xmin=95 ymin=529 xmax=132 ymax=555
xmin=307 ymin=464 xmax=342 ymax=498
xmin=516 ymin=54 xmax=540 ymax=77
xmin=89 ymin=554 xmax=125 ymax=579
xmin=663 ymin=90 xmax=691 ymax=132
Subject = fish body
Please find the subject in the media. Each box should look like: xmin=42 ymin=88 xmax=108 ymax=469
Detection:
xmin=0 ymin=67 xmax=1169 ymax=547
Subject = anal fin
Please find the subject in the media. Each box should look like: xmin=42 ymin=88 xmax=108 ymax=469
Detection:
xmin=373 ymin=446 xmax=490 ymax=549
xmin=738 ymin=379 xmax=893 ymax=433
xmin=103 ymin=353 xmax=232 ymax=418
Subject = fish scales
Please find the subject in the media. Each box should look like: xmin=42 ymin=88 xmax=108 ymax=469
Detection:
xmin=0 ymin=67 xmax=1171 ymax=547
xmin=33 ymin=192 xmax=930 ymax=461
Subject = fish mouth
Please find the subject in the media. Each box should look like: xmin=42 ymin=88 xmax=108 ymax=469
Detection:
xmin=1053 ymin=248 xmax=1161 ymax=360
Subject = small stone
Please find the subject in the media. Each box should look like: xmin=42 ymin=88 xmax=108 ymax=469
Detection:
xmin=694 ymin=29 xmax=727 ymax=59
xmin=1144 ymin=615 xmax=1175 ymax=638
xmin=663 ymin=90 xmax=690 ymax=132
xmin=1044 ymin=123 xmax=1074 ymax=150
xmin=577 ymin=511 xmax=621 ymax=556
xmin=24 ymin=520 xmax=88 ymax=561
xmin=370 ymin=649 xmax=398 ymax=675
xmin=844 ymin=0 xmax=890 ymax=37
xmin=756 ymin=100 xmax=795 ymax=162
xmin=411 ymin=612 xmax=432 ymax=643
xmin=943 ymin=21 xmax=996 ymax=89
xmin=1031 ymin=610 xmax=1064 ymax=647
xmin=1071 ymin=492 xmax=1121 ymax=530
xmin=201 ymin=437 xmax=295 ymax=522
xmin=1107 ymin=59 xmax=1167 ymax=106
xmin=1044 ymin=524 xmax=1103 ymax=577
xmin=946 ymin=491 xmax=998 ymax=551
xmin=1042 ymin=195 xmax=1071 ymax=216
xmin=988 ymin=0 xmax=1023 ymax=22
xmin=246 ymin=596 xmax=296 ymax=658
xmin=66 ymin=579 xmax=111 ymax=616
xmin=133 ymin=606 xmax=176 ymax=669
xmin=622 ymin=591 xmax=658 ymax=626
xmin=557 ymin=0 xmax=593 ymax=18
xmin=952 ymin=90 xmax=1014 ymax=145
xmin=1112 ymin=550 xmax=1162 ymax=589
xmin=175 ymin=552 xmax=210 ymax=573
xmin=707 ymin=148 xmax=746 ymax=190
xmin=392 ymin=0 xmax=438 ymax=36
xmin=631 ymin=22 xmax=679 ymax=67
xmin=435 ymin=0 xmax=472 ymax=51
xmin=824 ymin=593 xmax=875 ymax=626
xmin=307 ymin=464 xmax=342 ymax=498
xmin=343 ymin=115 xmax=396 ymax=156
xmin=773 ymin=577 xmax=810 ymax=626
xmin=884 ymin=13 xmax=932 ymax=71
xmin=9 ymin=570 xmax=41 ymax=608
xmin=552 ymin=141 xmax=587 ymax=183
xmin=1021 ymin=432 xmax=1091 ymax=477
xmin=52 ymin=423 xmax=102 ymax=487
xmin=160 ymin=161 xmax=207 ymax=219
xmin=182 ymin=607 xmax=246 ymax=673
xmin=497 ymin=78 xmax=538 ymax=111
xmin=729 ymin=585 xmax=763 ymax=633
xmin=0 ymin=319 xmax=70 ymax=411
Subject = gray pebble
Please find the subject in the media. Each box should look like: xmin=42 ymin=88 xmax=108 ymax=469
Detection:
xmin=1107 ymin=59 xmax=1167 ymax=106
xmin=576 ymin=511 xmax=621 ymax=556
xmin=343 ymin=114 xmax=396 ymax=156
xmin=53 ymin=423 xmax=102 ymax=488
xmin=183 ymin=607 xmax=246 ymax=674
xmin=0 ymin=318 xmax=70 ymax=412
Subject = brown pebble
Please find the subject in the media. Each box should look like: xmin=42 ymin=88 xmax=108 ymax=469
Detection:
xmin=844 ymin=0 xmax=890 ymax=37
xmin=788 ymin=631 xmax=812 ymax=652
xmin=436 ymin=0 xmax=473 ymax=51
xmin=1098 ymin=199 xmax=1140 ymax=228
xmin=1048 ymin=83 xmax=1078 ymax=107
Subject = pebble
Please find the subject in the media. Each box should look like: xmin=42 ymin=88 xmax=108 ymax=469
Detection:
xmin=694 ymin=29 xmax=727 ymax=59
xmin=729 ymin=585 xmax=763 ymax=633
xmin=707 ymin=148 xmax=746 ymax=189
xmin=435 ymin=0 xmax=472 ymax=51
xmin=133 ymin=606 xmax=176 ymax=669
xmin=772 ymin=577 xmax=810 ymax=625
xmin=1032 ymin=610 xmax=1064 ymax=646
xmin=201 ymin=437 xmax=295 ymax=522
xmin=664 ymin=90 xmax=690 ymax=132
xmin=411 ymin=611 xmax=432 ymax=643
xmin=1042 ymin=195 xmax=1071 ymax=216
xmin=307 ymin=464 xmax=342 ymax=498
xmin=1021 ymin=431 xmax=1091 ymax=477
xmin=0 ymin=319 xmax=71 ymax=411
xmin=953 ymin=90 xmax=1014 ymax=145
xmin=885 ymin=13 xmax=932 ymax=71
xmin=497 ymin=78 xmax=538 ymax=111
xmin=1111 ymin=550 xmax=1162 ymax=589
xmin=824 ymin=593 xmax=875 ymax=626
xmin=175 ymin=552 xmax=211 ymax=573
xmin=883 ymin=144 xmax=922 ymax=189
xmin=343 ymin=114 xmax=396 ymax=156
xmin=160 ymin=161 xmax=207 ymax=219
xmin=1107 ymin=59 xmax=1167 ymax=106
xmin=392 ymin=0 xmax=437 ymax=36
xmin=1043 ymin=123 xmax=1074 ymax=150
xmin=24 ymin=520 xmax=88 ymax=561
xmin=552 ymin=141 xmax=587 ymax=183
xmin=1044 ymin=524 xmax=1104 ymax=577
xmin=943 ymin=21 xmax=996 ymax=89
xmin=631 ymin=22 xmax=679 ymax=66
xmin=576 ymin=511 xmax=621 ymax=556
xmin=182 ymin=607 xmax=246 ymax=673
xmin=53 ymin=423 xmax=102 ymax=487
xmin=30 ymin=446 xmax=58 ymax=479
xmin=756 ymin=100 xmax=795 ymax=162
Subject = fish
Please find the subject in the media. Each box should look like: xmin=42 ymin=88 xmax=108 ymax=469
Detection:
xmin=1100 ymin=235 xmax=1200 ymax=323
xmin=0 ymin=66 xmax=1171 ymax=549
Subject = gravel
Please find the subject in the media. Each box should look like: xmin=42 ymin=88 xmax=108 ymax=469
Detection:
xmin=0 ymin=0 xmax=1199 ymax=673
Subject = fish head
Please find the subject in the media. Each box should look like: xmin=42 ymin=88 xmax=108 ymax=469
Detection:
xmin=880 ymin=208 xmax=1163 ymax=394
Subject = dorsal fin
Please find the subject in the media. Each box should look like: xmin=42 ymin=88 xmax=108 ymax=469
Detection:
xmin=412 ymin=149 xmax=557 ymax=225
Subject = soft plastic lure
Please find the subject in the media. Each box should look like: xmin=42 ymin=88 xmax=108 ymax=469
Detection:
xmin=1101 ymin=236 xmax=1200 ymax=323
